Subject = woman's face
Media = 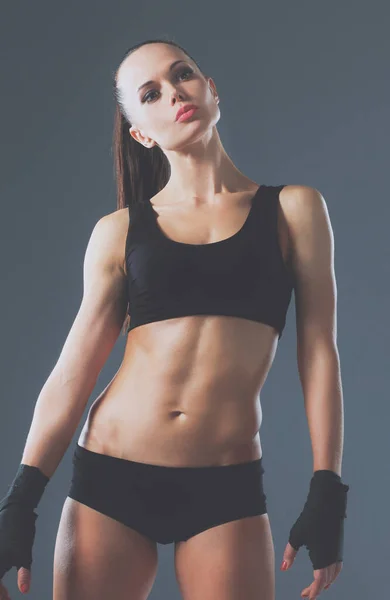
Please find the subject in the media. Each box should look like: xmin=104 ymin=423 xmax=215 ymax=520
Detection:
xmin=116 ymin=43 xmax=220 ymax=152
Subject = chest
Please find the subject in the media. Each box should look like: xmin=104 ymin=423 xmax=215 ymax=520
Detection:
xmin=148 ymin=197 xmax=292 ymax=272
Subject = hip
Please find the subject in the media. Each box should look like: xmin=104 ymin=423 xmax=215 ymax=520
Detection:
xmin=67 ymin=441 xmax=268 ymax=545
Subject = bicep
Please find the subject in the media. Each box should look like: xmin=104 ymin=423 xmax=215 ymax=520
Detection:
xmin=286 ymin=186 xmax=337 ymax=353
xmin=53 ymin=215 xmax=128 ymax=384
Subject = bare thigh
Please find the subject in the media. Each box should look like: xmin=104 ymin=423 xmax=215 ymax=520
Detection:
xmin=174 ymin=514 xmax=275 ymax=600
xmin=53 ymin=497 xmax=159 ymax=600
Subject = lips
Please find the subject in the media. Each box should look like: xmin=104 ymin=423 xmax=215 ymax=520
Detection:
xmin=176 ymin=104 xmax=198 ymax=121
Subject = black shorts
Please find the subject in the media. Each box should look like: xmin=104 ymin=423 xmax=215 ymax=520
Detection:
xmin=67 ymin=443 xmax=267 ymax=545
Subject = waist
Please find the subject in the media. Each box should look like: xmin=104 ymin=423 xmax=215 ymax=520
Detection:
xmin=81 ymin=387 xmax=263 ymax=467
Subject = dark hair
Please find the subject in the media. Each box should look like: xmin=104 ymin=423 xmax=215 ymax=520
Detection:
xmin=112 ymin=37 xmax=206 ymax=335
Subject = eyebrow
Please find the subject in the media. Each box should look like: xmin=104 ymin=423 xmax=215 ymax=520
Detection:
xmin=137 ymin=60 xmax=188 ymax=93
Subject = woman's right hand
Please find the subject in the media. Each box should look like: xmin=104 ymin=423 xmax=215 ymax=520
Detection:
xmin=0 ymin=565 xmax=30 ymax=599
xmin=0 ymin=565 xmax=31 ymax=599
xmin=0 ymin=503 xmax=37 ymax=597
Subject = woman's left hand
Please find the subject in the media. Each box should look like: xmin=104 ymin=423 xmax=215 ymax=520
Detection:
xmin=281 ymin=541 xmax=343 ymax=599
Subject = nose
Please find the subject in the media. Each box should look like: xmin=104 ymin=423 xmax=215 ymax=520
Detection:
xmin=171 ymin=89 xmax=185 ymax=104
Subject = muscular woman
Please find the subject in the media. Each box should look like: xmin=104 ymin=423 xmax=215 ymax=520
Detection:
xmin=0 ymin=38 xmax=349 ymax=600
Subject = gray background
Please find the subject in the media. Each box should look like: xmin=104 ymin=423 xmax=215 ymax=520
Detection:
xmin=1 ymin=1 xmax=388 ymax=598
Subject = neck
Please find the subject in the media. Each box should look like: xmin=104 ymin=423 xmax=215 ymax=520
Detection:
xmin=162 ymin=126 xmax=251 ymax=203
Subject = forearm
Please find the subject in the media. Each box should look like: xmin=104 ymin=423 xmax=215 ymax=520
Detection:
xmin=19 ymin=369 xmax=98 ymax=479
xmin=298 ymin=343 xmax=344 ymax=477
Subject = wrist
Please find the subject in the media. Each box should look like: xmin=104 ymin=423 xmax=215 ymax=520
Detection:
xmin=0 ymin=464 xmax=50 ymax=511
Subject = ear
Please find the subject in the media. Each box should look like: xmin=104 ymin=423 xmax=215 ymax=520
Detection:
xmin=129 ymin=126 xmax=156 ymax=148
xmin=207 ymin=77 xmax=219 ymax=102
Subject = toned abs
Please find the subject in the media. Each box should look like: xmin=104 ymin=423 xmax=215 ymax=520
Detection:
xmin=78 ymin=185 xmax=292 ymax=467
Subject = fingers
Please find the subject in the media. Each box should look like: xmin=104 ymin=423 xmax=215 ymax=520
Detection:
xmin=17 ymin=566 xmax=31 ymax=594
xmin=324 ymin=561 xmax=343 ymax=589
xmin=301 ymin=574 xmax=327 ymax=599
xmin=0 ymin=569 xmax=31 ymax=600
xmin=0 ymin=580 xmax=11 ymax=600
xmin=301 ymin=567 xmax=330 ymax=598
xmin=0 ymin=567 xmax=31 ymax=599
xmin=301 ymin=561 xmax=343 ymax=598
xmin=281 ymin=541 xmax=298 ymax=569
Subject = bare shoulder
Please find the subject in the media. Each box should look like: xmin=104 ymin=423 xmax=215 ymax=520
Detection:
xmin=278 ymin=184 xmax=333 ymax=277
xmin=279 ymin=184 xmax=326 ymax=223
xmin=277 ymin=185 xmax=328 ymax=267
xmin=278 ymin=184 xmax=329 ymax=238
xmin=96 ymin=207 xmax=130 ymax=275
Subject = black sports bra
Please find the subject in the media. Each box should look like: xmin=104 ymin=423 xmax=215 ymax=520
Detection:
xmin=124 ymin=184 xmax=294 ymax=340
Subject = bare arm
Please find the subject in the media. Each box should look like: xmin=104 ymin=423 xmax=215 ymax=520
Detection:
xmin=19 ymin=211 xmax=129 ymax=478
xmin=284 ymin=185 xmax=344 ymax=477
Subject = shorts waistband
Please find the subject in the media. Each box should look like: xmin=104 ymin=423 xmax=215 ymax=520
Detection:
xmin=73 ymin=442 xmax=264 ymax=475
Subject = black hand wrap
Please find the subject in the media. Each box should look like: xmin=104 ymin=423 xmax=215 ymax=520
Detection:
xmin=288 ymin=470 xmax=349 ymax=570
xmin=0 ymin=464 xmax=50 ymax=580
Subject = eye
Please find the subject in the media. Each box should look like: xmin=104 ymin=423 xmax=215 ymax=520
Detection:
xmin=142 ymin=67 xmax=194 ymax=104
